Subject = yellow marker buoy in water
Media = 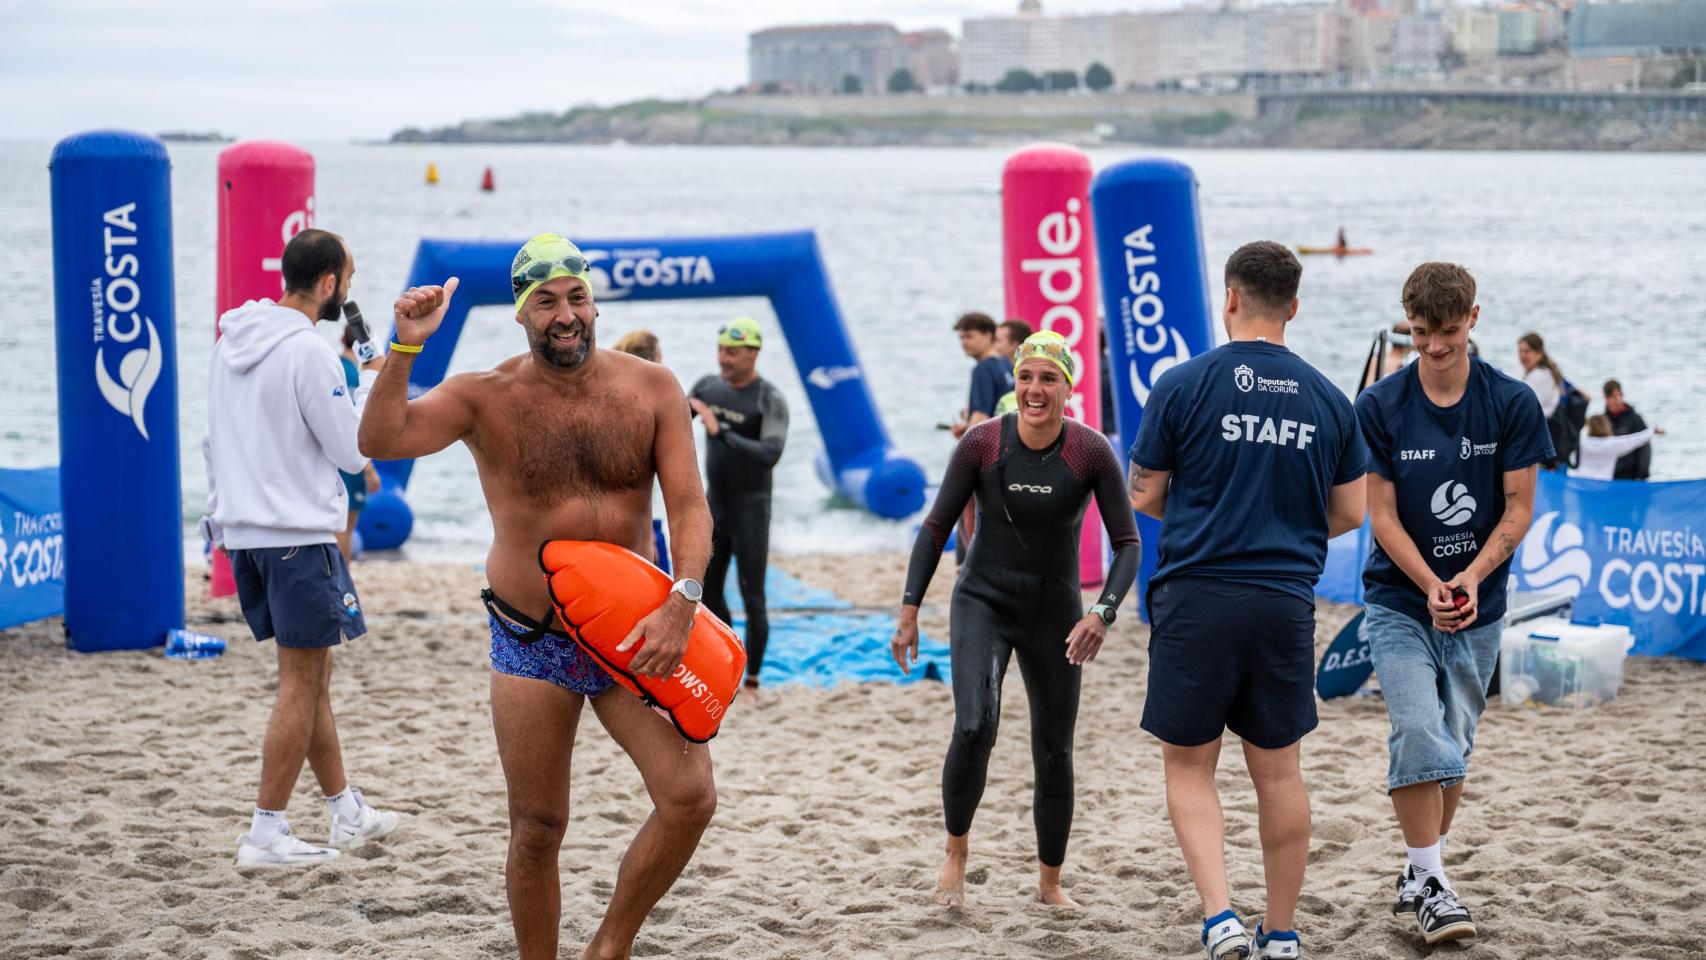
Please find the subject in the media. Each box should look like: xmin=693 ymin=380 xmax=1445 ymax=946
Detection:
xmin=425 ymin=162 xmax=439 ymax=185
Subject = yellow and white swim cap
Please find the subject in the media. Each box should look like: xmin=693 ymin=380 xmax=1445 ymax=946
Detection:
xmin=1012 ymin=330 xmax=1076 ymax=386
xmin=511 ymin=233 xmax=592 ymax=312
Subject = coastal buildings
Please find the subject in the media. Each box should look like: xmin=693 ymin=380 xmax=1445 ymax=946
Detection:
xmin=748 ymin=23 xmax=957 ymax=94
xmin=748 ymin=0 xmax=1706 ymax=96
xmin=962 ymin=2 xmax=1340 ymax=90
xmin=1567 ymin=0 xmax=1706 ymax=58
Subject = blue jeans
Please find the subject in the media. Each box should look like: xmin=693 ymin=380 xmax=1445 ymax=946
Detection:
xmin=1362 ymin=602 xmax=1502 ymax=793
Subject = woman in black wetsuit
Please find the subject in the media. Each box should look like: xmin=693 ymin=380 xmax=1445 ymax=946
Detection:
xmin=892 ymin=331 xmax=1140 ymax=909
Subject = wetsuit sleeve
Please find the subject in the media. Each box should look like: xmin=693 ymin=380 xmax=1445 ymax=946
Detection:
xmin=1088 ymin=431 xmax=1142 ymax=612
xmin=717 ymin=382 xmax=788 ymax=467
xmin=901 ymin=426 xmax=988 ymax=606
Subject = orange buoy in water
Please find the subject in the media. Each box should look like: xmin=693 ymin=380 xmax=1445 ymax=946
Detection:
xmin=425 ymin=162 xmax=439 ymax=185
xmin=481 ymin=166 xmax=495 ymax=192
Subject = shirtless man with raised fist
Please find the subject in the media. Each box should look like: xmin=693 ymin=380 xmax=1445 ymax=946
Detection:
xmin=359 ymin=233 xmax=716 ymax=960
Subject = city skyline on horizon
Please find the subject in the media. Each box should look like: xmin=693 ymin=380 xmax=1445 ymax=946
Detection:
xmin=0 ymin=0 xmax=1271 ymax=142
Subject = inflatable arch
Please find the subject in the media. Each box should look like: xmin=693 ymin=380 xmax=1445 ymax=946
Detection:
xmin=358 ymin=231 xmax=926 ymax=551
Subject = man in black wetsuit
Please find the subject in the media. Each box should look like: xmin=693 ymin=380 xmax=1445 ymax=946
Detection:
xmin=688 ymin=317 xmax=789 ymax=691
xmin=893 ymin=331 xmax=1140 ymax=911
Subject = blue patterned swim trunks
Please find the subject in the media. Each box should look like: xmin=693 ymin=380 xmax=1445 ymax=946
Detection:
xmin=487 ymin=611 xmax=616 ymax=697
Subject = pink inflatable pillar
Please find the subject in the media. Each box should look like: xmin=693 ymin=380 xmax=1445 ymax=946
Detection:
xmin=1002 ymin=144 xmax=1105 ymax=586
xmin=210 ymin=141 xmax=316 ymax=597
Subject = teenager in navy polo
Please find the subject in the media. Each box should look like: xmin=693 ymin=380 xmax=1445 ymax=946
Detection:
xmin=1129 ymin=242 xmax=1368 ymax=960
xmin=1355 ymin=262 xmax=1552 ymax=947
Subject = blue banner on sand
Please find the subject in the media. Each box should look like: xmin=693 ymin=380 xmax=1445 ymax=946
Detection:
xmin=0 ymin=468 xmax=66 ymax=632
xmin=1513 ymin=471 xmax=1706 ymax=660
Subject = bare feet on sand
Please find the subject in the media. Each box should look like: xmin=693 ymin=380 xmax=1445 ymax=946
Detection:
xmin=934 ymin=836 xmax=969 ymax=908
xmin=1039 ymin=863 xmax=1081 ymax=909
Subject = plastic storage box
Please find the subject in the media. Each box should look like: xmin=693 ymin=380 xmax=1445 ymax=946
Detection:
xmin=1499 ymin=618 xmax=1635 ymax=709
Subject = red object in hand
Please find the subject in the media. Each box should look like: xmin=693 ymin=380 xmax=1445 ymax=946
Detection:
xmin=1451 ymin=586 xmax=1470 ymax=609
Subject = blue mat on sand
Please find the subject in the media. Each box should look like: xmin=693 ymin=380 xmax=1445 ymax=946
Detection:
xmin=725 ymin=569 xmax=948 ymax=688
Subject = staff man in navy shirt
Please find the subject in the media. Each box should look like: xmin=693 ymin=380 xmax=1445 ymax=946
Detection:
xmin=1129 ymin=241 xmax=1368 ymax=960
xmin=1355 ymin=262 xmax=1551 ymax=947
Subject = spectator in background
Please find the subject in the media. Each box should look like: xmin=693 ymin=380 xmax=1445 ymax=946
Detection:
xmin=337 ymin=326 xmax=383 ymax=562
xmin=1603 ymin=380 xmax=1652 ymax=480
xmin=1572 ymin=415 xmax=1662 ymax=482
xmin=950 ymin=312 xmax=1011 ymax=562
xmin=1517 ymin=332 xmax=1586 ymax=470
xmin=990 ymin=319 xmax=1033 ymax=423
xmin=1361 ymin=321 xmax=1415 ymax=391
xmin=614 ymin=329 xmax=661 ymax=363
xmin=615 ymin=328 xmax=670 ymax=569
xmin=994 ymin=318 xmax=1032 ymax=364
xmin=1516 ymin=332 xmax=1563 ymax=417
xmin=950 ymin=312 xmax=1010 ymax=440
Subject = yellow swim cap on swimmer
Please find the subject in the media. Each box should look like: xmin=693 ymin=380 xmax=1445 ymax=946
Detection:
xmin=994 ymin=391 xmax=1018 ymax=416
xmin=718 ymin=316 xmax=763 ymax=349
xmin=1013 ymin=331 xmax=1076 ymax=386
xmin=511 ymin=233 xmax=593 ymax=312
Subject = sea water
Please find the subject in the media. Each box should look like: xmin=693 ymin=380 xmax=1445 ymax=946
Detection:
xmin=3 ymin=143 xmax=1701 ymax=561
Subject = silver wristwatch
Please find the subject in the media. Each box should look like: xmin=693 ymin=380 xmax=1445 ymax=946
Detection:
xmin=671 ymin=578 xmax=703 ymax=604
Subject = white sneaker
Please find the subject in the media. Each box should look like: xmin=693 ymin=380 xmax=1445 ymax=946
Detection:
xmin=1202 ymin=911 xmax=1252 ymax=960
xmin=236 ymin=823 xmax=341 ymax=867
xmin=328 ymin=789 xmax=401 ymax=847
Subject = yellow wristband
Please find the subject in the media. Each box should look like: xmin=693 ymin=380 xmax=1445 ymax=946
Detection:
xmin=390 ymin=341 xmax=423 ymax=354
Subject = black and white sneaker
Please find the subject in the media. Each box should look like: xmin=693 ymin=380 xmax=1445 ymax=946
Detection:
xmin=1416 ymin=876 xmax=1477 ymax=945
xmin=1392 ymin=864 xmax=1423 ymax=916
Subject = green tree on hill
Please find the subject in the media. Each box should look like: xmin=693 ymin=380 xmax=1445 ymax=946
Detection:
xmin=840 ymin=73 xmax=863 ymax=94
xmin=1086 ymin=62 xmax=1115 ymax=92
xmin=888 ymin=68 xmax=919 ymax=94
xmin=996 ymin=69 xmax=1041 ymax=93
xmin=1043 ymin=70 xmax=1079 ymax=92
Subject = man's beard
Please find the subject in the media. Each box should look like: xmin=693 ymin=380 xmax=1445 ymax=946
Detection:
xmin=529 ymin=320 xmax=594 ymax=368
xmin=318 ymin=286 xmax=346 ymax=323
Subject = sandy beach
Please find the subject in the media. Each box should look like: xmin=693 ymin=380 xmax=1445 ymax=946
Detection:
xmin=3 ymin=552 xmax=1703 ymax=959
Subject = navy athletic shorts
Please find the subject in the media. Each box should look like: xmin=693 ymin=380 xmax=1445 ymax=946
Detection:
xmin=230 ymin=543 xmax=366 ymax=649
xmin=1140 ymin=575 xmax=1317 ymax=750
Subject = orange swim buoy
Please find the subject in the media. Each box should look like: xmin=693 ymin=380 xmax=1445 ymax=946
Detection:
xmin=539 ymin=540 xmax=745 ymax=742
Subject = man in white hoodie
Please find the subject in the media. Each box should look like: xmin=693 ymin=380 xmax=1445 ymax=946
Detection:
xmin=206 ymin=228 xmax=401 ymax=867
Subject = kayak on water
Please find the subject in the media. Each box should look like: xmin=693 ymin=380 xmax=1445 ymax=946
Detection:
xmin=1297 ymin=245 xmax=1374 ymax=256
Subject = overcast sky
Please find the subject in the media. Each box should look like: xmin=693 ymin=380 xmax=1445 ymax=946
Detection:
xmin=2 ymin=0 xmax=1206 ymax=142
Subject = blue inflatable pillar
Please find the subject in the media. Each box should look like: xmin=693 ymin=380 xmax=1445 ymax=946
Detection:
xmin=1089 ymin=159 xmax=1216 ymax=614
xmin=50 ymin=131 xmax=184 ymax=651
xmin=360 ymin=232 xmax=925 ymax=551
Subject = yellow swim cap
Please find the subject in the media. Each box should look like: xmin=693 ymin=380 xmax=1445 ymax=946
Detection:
xmin=718 ymin=317 xmax=763 ymax=349
xmin=994 ymin=391 xmax=1018 ymax=416
xmin=511 ymin=233 xmax=592 ymax=312
xmin=1012 ymin=330 xmax=1076 ymax=386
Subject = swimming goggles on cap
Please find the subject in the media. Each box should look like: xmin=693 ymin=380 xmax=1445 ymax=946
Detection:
xmin=511 ymin=255 xmax=590 ymax=298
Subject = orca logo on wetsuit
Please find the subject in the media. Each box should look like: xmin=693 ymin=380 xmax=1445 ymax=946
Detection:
xmin=1008 ymin=483 xmax=1054 ymax=494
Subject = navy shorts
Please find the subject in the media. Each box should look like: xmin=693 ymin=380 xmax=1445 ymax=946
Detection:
xmin=1140 ymin=576 xmax=1317 ymax=750
xmin=230 ymin=543 xmax=366 ymax=649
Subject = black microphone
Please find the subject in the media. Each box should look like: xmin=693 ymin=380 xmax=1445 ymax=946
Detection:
xmin=342 ymin=301 xmax=378 ymax=363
